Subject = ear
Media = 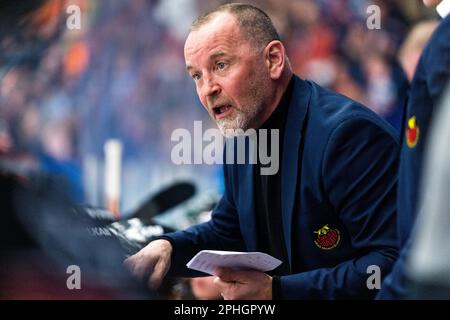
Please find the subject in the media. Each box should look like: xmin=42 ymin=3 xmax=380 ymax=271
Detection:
xmin=264 ymin=40 xmax=285 ymax=80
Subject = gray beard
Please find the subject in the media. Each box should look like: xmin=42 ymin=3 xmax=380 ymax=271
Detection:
xmin=215 ymin=75 xmax=269 ymax=137
xmin=216 ymin=103 xmax=262 ymax=137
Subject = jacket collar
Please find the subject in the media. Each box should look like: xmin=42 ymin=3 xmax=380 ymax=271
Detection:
xmin=280 ymin=75 xmax=311 ymax=267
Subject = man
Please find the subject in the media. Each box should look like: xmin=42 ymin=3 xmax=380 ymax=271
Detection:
xmin=125 ymin=3 xmax=399 ymax=299
xmin=377 ymin=0 xmax=450 ymax=299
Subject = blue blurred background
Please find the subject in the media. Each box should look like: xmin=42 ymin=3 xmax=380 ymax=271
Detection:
xmin=0 ymin=0 xmax=439 ymax=227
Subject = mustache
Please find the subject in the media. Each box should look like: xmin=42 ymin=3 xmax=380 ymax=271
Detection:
xmin=207 ymin=94 xmax=232 ymax=108
xmin=207 ymin=100 xmax=237 ymax=112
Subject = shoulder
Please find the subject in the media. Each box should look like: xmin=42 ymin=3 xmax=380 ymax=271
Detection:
xmin=430 ymin=14 xmax=450 ymax=43
xmin=303 ymin=80 xmax=398 ymax=143
xmin=421 ymin=15 xmax=450 ymax=65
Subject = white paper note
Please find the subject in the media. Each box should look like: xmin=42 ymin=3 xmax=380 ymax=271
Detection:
xmin=186 ymin=250 xmax=282 ymax=275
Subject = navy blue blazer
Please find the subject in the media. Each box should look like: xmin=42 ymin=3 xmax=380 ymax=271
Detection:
xmin=165 ymin=76 xmax=399 ymax=299
xmin=377 ymin=14 xmax=450 ymax=299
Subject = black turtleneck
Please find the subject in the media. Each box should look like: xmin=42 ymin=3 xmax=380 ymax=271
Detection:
xmin=254 ymin=76 xmax=294 ymax=276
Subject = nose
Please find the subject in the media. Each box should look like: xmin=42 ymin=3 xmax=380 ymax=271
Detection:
xmin=200 ymin=74 xmax=221 ymax=100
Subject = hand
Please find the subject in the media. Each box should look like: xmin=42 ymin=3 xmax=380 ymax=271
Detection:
xmin=123 ymin=239 xmax=172 ymax=290
xmin=213 ymin=267 xmax=272 ymax=300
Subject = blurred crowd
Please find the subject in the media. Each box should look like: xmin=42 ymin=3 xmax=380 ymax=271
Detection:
xmin=0 ymin=0 xmax=439 ymax=216
xmin=0 ymin=0 xmax=445 ymax=300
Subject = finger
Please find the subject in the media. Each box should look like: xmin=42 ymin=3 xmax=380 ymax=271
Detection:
xmin=215 ymin=267 xmax=240 ymax=282
xmin=123 ymin=255 xmax=137 ymax=273
xmin=216 ymin=267 xmax=251 ymax=283
xmin=213 ymin=276 xmax=229 ymax=291
xmin=148 ymin=260 xmax=168 ymax=290
xmin=123 ymin=257 xmax=131 ymax=268
xmin=124 ymin=254 xmax=153 ymax=279
xmin=213 ymin=276 xmax=234 ymax=299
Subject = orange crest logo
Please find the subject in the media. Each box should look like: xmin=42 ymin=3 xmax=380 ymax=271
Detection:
xmin=406 ymin=116 xmax=419 ymax=148
xmin=314 ymin=224 xmax=340 ymax=250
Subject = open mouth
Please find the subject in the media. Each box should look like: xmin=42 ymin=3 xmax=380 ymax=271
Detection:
xmin=212 ymin=104 xmax=232 ymax=119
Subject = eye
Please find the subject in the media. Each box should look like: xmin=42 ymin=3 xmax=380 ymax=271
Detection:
xmin=216 ymin=62 xmax=227 ymax=70
xmin=191 ymin=73 xmax=201 ymax=81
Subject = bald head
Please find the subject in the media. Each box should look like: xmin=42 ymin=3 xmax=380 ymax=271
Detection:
xmin=191 ymin=3 xmax=280 ymax=51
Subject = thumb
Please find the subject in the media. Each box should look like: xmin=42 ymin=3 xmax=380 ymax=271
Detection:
xmin=215 ymin=267 xmax=241 ymax=282
xmin=148 ymin=259 xmax=170 ymax=290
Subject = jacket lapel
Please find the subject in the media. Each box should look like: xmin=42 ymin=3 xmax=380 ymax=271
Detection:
xmin=240 ymin=159 xmax=258 ymax=251
xmin=229 ymin=135 xmax=258 ymax=251
xmin=281 ymin=76 xmax=310 ymax=267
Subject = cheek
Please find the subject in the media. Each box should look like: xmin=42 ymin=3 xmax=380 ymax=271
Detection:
xmin=228 ymin=63 xmax=259 ymax=97
xmin=199 ymin=98 xmax=209 ymax=112
xmin=196 ymin=87 xmax=207 ymax=107
xmin=221 ymin=77 xmax=244 ymax=101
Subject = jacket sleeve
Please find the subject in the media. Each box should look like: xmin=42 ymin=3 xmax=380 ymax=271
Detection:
xmin=375 ymin=237 xmax=411 ymax=299
xmin=278 ymin=116 xmax=399 ymax=299
xmin=162 ymin=163 xmax=246 ymax=277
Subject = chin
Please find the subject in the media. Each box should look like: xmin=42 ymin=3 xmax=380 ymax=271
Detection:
xmin=217 ymin=119 xmax=239 ymax=136
xmin=216 ymin=115 xmax=254 ymax=137
xmin=218 ymin=125 xmax=238 ymax=137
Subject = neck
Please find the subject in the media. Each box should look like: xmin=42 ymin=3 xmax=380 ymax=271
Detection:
xmin=252 ymin=67 xmax=293 ymax=129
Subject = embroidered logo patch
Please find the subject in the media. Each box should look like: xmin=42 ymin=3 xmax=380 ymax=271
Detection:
xmin=406 ymin=115 xmax=420 ymax=148
xmin=314 ymin=224 xmax=340 ymax=250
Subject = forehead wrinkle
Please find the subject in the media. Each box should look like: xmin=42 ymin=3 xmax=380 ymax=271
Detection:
xmin=184 ymin=13 xmax=243 ymax=63
xmin=186 ymin=31 xmax=240 ymax=56
xmin=209 ymin=51 xmax=227 ymax=61
xmin=185 ymin=35 xmax=239 ymax=70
